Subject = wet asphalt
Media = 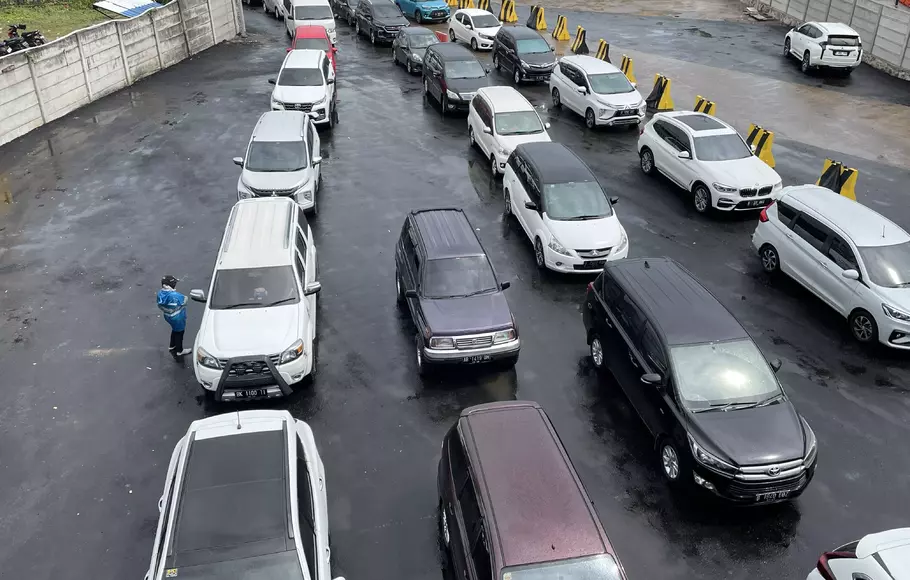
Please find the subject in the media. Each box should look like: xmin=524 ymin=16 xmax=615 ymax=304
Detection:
xmin=1 ymin=6 xmax=910 ymax=580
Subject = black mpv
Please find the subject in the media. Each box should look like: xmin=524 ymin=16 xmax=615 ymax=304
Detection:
xmin=492 ymin=26 xmax=556 ymax=84
xmin=354 ymin=0 xmax=408 ymax=44
xmin=395 ymin=208 xmax=519 ymax=375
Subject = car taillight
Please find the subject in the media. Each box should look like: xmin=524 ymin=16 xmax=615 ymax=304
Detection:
xmin=817 ymin=552 xmax=856 ymax=580
xmin=759 ymin=200 xmax=774 ymax=223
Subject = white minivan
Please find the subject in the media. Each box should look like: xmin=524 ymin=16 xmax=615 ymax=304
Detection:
xmin=284 ymin=0 xmax=337 ymax=44
xmin=468 ymin=86 xmax=551 ymax=177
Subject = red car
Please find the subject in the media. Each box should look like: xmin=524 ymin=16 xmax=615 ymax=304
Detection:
xmin=288 ymin=25 xmax=337 ymax=71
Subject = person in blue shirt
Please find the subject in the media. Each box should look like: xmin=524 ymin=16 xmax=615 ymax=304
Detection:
xmin=157 ymin=275 xmax=191 ymax=358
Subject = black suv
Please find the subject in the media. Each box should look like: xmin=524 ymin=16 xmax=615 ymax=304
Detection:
xmin=582 ymin=257 xmax=818 ymax=504
xmin=395 ymin=208 xmax=519 ymax=375
xmin=354 ymin=0 xmax=407 ymax=44
xmin=422 ymin=43 xmax=490 ymax=115
xmin=492 ymin=26 xmax=556 ymax=84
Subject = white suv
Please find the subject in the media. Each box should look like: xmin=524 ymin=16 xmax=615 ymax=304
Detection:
xmin=638 ymin=111 xmax=782 ymax=214
xmin=234 ymin=111 xmax=322 ymax=214
xmin=784 ymin=21 xmax=862 ymax=75
xmin=448 ymin=8 xmax=501 ymax=50
xmin=191 ymin=198 xmax=322 ymax=401
xmin=285 ymin=0 xmax=337 ymax=44
xmin=549 ymin=55 xmax=645 ymax=129
xmin=752 ymin=185 xmax=910 ymax=348
xmin=145 ymin=410 xmax=343 ymax=580
xmin=270 ymin=49 xmax=337 ymax=128
xmin=468 ymin=86 xmax=551 ymax=177
xmin=806 ymin=528 xmax=910 ymax=580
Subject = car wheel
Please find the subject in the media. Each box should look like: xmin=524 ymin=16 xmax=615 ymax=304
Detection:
xmin=441 ymin=94 xmax=448 ymax=116
xmin=493 ymin=53 xmax=500 ymax=70
xmin=551 ymin=87 xmax=561 ymax=108
xmin=438 ymin=501 xmax=451 ymax=571
xmin=503 ymin=189 xmax=511 ymax=216
xmin=659 ymin=438 xmax=686 ymax=487
xmin=355 ymin=20 xmax=361 ymax=35
xmin=415 ymin=10 xmax=422 ymax=23
xmin=393 ymin=50 xmax=399 ymax=65
xmin=406 ymin=59 xmax=414 ymax=74
xmin=416 ymin=334 xmax=432 ymax=376
xmin=534 ymin=238 xmax=546 ymax=270
xmin=692 ymin=184 xmax=711 ymax=214
xmin=802 ymin=50 xmax=811 ymax=73
xmin=471 ymin=37 xmax=478 ymax=50
xmin=783 ymin=38 xmax=791 ymax=58
xmin=759 ymin=244 xmax=780 ymax=274
xmin=469 ymin=126 xmax=476 ymax=148
xmin=449 ymin=29 xmax=456 ymax=42
xmin=395 ymin=269 xmax=405 ymax=305
xmin=370 ymin=28 xmax=376 ymax=44
xmin=513 ymin=67 xmax=521 ymax=84
xmin=849 ymin=309 xmax=878 ymax=344
xmin=585 ymin=108 xmax=596 ymax=129
xmin=590 ymin=333 xmax=605 ymax=370
xmin=639 ymin=147 xmax=655 ymax=175
xmin=490 ymin=155 xmax=498 ymax=176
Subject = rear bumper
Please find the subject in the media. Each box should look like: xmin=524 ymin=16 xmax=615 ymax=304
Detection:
xmin=423 ymin=338 xmax=520 ymax=363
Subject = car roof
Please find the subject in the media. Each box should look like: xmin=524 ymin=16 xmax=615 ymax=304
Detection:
xmin=284 ymin=48 xmax=326 ymax=68
xmin=604 ymin=257 xmax=750 ymax=346
xmin=460 ymin=402 xmax=608 ymax=568
xmin=294 ymin=25 xmax=329 ymax=38
xmin=783 ymin=185 xmax=910 ymax=247
xmin=428 ymin=41 xmax=476 ymax=60
xmin=477 ymin=86 xmax=534 ymax=113
xmin=219 ymin=199 xmax=296 ymax=270
xmin=402 ymin=25 xmax=435 ymax=34
xmin=252 ymin=111 xmax=306 ymax=142
xmin=410 ymin=208 xmax=485 ymax=260
xmin=515 ymin=142 xmax=595 ymax=184
xmin=501 ymin=25 xmax=545 ymax=39
xmin=815 ymin=22 xmax=859 ymax=35
xmin=657 ymin=111 xmax=733 ymax=134
xmin=457 ymin=7 xmax=495 ymax=16
xmin=561 ymin=54 xmax=622 ymax=74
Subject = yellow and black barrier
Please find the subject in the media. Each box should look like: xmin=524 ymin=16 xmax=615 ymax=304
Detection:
xmin=456 ymin=0 xmax=475 ymax=8
xmin=620 ymin=54 xmax=636 ymax=83
xmin=746 ymin=124 xmax=776 ymax=168
xmin=499 ymin=0 xmax=517 ymax=22
xmin=694 ymin=95 xmax=716 ymax=115
xmin=570 ymin=26 xmax=589 ymax=54
xmin=477 ymin=0 xmax=489 ymax=10
xmin=552 ymin=15 xmax=570 ymax=41
xmin=817 ymin=159 xmax=858 ymax=200
xmin=447 ymin=0 xmax=457 ymax=7
xmin=595 ymin=39 xmax=610 ymax=62
xmin=645 ymin=74 xmax=674 ymax=113
xmin=526 ymin=5 xmax=546 ymax=30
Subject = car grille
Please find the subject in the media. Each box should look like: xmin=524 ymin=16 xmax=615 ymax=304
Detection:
xmin=529 ymin=62 xmax=553 ymax=70
xmin=430 ymin=9 xmax=446 ymax=16
xmin=576 ymin=247 xmax=612 ymax=259
xmin=219 ymin=354 xmax=281 ymax=375
xmin=758 ymin=185 xmax=773 ymax=195
xmin=455 ymin=335 xmax=494 ymax=349
xmin=285 ymin=102 xmax=314 ymax=112
xmin=726 ymin=473 xmax=807 ymax=499
xmin=249 ymin=186 xmax=297 ymax=197
xmin=739 ymin=187 xmax=757 ymax=197
xmin=382 ymin=25 xmax=403 ymax=33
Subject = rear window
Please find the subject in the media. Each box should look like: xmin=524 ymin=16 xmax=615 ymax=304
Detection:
xmin=504 ymin=554 xmax=624 ymax=580
xmin=827 ymin=35 xmax=859 ymax=46
xmin=776 ymin=200 xmax=797 ymax=225
xmin=295 ymin=37 xmax=329 ymax=51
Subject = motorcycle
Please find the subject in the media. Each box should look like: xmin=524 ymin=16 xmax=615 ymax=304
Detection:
xmin=0 ymin=40 xmax=13 ymax=56
xmin=8 ymin=24 xmax=47 ymax=47
xmin=1 ymin=37 xmax=28 ymax=54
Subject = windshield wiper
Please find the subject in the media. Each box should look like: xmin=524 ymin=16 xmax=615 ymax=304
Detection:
xmin=751 ymin=393 xmax=785 ymax=408
xmin=567 ymin=214 xmax=604 ymax=221
xmin=451 ymin=288 xmax=496 ymax=298
xmin=262 ymin=296 xmax=298 ymax=307
xmin=692 ymin=402 xmax=754 ymax=413
xmin=222 ymin=302 xmax=262 ymax=309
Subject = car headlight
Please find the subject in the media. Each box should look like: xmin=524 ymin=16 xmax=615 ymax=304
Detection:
xmin=429 ymin=336 xmax=455 ymax=349
xmin=883 ymin=303 xmax=910 ymax=321
xmin=801 ymin=418 xmax=817 ymax=463
xmin=713 ymin=182 xmax=738 ymax=193
xmin=296 ymin=181 xmax=314 ymax=201
xmin=492 ymin=328 xmax=516 ymax=343
xmin=772 ymin=181 xmax=783 ymax=191
xmin=599 ymin=101 xmax=617 ymax=110
xmin=238 ymin=180 xmax=253 ymax=200
xmin=614 ymin=229 xmax=628 ymax=253
xmin=498 ymin=146 xmax=508 ymax=156
xmin=446 ymin=88 xmax=459 ymax=100
xmin=271 ymin=99 xmax=285 ymax=110
xmin=412 ymin=52 xmax=422 ymax=62
xmin=688 ymin=434 xmax=736 ymax=474
xmin=547 ymin=236 xmax=571 ymax=256
xmin=313 ymin=96 xmax=326 ymax=107
xmin=279 ymin=339 xmax=305 ymax=364
xmin=479 ymin=33 xmax=493 ymax=40
xmin=638 ymin=100 xmax=647 ymax=113
xmin=196 ymin=347 xmax=221 ymax=370
xmin=520 ymin=60 xmax=530 ymax=69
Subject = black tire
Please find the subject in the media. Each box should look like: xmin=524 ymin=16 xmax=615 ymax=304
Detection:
xmin=355 ymin=20 xmax=361 ymax=36
xmin=843 ymin=67 xmax=854 ymax=77
xmin=783 ymin=38 xmax=790 ymax=58
xmin=493 ymin=53 xmax=500 ymax=70
xmin=585 ymin=108 xmax=596 ymax=129
xmin=441 ymin=94 xmax=448 ymax=116
xmin=370 ymin=28 xmax=376 ymax=44
xmin=692 ymin=183 xmax=711 ymax=214
xmin=395 ymin=268 xmax=405 ymax=305
xmin=551 ymin=87 xmax=561 ymax=108
xmin=534 ymin=238 xmax=546 ymax=270
xmin=759 ymin=244 xmax=780 ymax=274
xmin=503 ymin=189 xmax=511 ymax=216
xmin=490 ymin=155 xmax=498 ymax=177
xmin=469 ymin=126 xmax=476 ymax=149
xmin=449 ymin=29 xmax=456 ymax=42
xmin=393 ymin=50 xmax=399 ymax=65
xmin=470 ymin=37 xmax=477 ymax=51
xmin=639 ymin=147 xmax=655 ymax=175
xmin=801 ymin=50 xmax=811 ymax=73
xmin=849 ymin=309 xmax=878 ymax=345
xmin=415 ymin=10 xmax=423 ymax=23
xmin=658 ymin=437 xmax=688 ymax=488
xmin=416 ymin=334 xmax=433 ymax=376
xmin=438 ymin=500 xmax=451 ymax=572
xmin=513 ymin=67 xmax=521 ymax=84
xmin=406 ymin=59 xmax=414 ymax=74
xmin=589 ymin=332 xmax=605 ymax=371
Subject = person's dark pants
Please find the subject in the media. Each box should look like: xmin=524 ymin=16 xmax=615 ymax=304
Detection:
xmin=169 ymin=330 xmax=185 ymax=353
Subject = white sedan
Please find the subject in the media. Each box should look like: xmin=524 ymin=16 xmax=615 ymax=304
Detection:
xmin=448 ymin=8 xmax=501 ymax=51
xmin=807 ymin=528 xmax=910 ymax=580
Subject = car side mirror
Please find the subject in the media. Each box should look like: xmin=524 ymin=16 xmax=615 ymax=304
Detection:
xmin=641 ymin=373 xmax=662 ymax=385
xmin=482 ymin=126 xmax=492 ymax=135
xmin=405 ymin=289 xmax=418 ymax=298
xmin=524 ymin=200 xmax=538 ymax=211
xmin=313 ymin=155 xmax=323 ymax=165
xmin=190 ymin=289 xmax=207 ymax=303
xmin=158 ymin=495 xmax=165 ymax=513
xmin=268 ymin=78 xmax=276 ymax=85
xmin=233 ymin=157 xmax=244 ymax=167
xmin=575 ymin=85 xmax=587 ymax=94
xmin=484 ymin=65 xmax=491 ymax=73
xmin=327 ymin=77 xmax=335 ymax=84
xmin=332 ymin=47 xmax=338 ymax=52
xmin=544 ymin=122 xmax=551 ymax=129
xmin=549 ymin=45 xmax=555 ymax=51
xmin=466 ymin=24 xmax=473 ymax=29
xmin=304 ymin=281 xmax=322 ymax=296
xmin=500 ymin=280 xmax=511 ymax=290
xmin=287 ymin=47 xmax=292 ymax=53
xmin=610 ymin=196 xmax=619 ymax=204
xmin=631 ymin=82 xmax=637 ymax=88
xmin=677 ymin=150 xmax=691 ymax=160
xmin=770 ymin=358 xmax=782 ymax=372
xmin=842 ymin=269 xmax=860 ymax=280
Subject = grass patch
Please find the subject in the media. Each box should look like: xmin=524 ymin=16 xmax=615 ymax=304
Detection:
xmin=0 ymin=0 xmax=113 ymax=41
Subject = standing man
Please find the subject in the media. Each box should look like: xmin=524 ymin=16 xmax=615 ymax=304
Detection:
xmin=157 ymin=275 xmax=191 ymax=358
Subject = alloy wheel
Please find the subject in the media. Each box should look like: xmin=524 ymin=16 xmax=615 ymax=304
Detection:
xmin=469 ymin=127 xmax=475 ymax=148
xmin=471 ymin=38 xmax=477 ymax=50
xmin=503 ymin=190 xmax=511 ymax=215
xmin=640 ymin=149 xmax=654 ymax=174
xmin=802 ymin=51 xmax=810 ymax=72
xmin=370 ymin=29 xmax=376 ymax=44
xmin=552 ymin=88 xmax=561 ymax=108
xmin=449 ymin=29 xmax=456 ymax=42
xmin=783 ymin=38 xmax=790 ymax=57
xmin=590 ymin=337 xmax=604 ymax=368
xmin=661 ymin=444 xmax=680 ymax=480
xmin=493 ymin=54 xmax=500 ymax=70
xmin=490 ymin=155 xmax=498 ymax=176
xmin=851 ymin=313 xmax=875 ymax=342
xmin=513 ymin=68 xmax=520 ymax=84
xmin=585 ymin=109 xmax=595 ymax=129
xmin=415 ymin=10 xmax=422 ymax=22
xmin=406 ymin=59 xmax=413 ymax=74
xmin=534 ymin=239 xmax=545 ymax=269
xmin=760 ymin=246 xmax=778 ymax=273
xmin=693 ymin=186 xmax=710 ymax=213
xmin=355 ymin=20 xmax=360 ymax=35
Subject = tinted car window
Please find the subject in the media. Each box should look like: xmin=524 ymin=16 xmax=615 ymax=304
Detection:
xmin=472 ymin=530 xmax=493 ymax=580
xmin=210 ymin=266 xmax=300 ymax=310
xmin=828 ymin=35 xmax=859 ymax=46
xmin=588 ymin=72 xmax=634 ymax=94
xmin=410 ymin=33 xmax=438 ymax=48
xmin=857 ymin=241 xmax=910 ymax=288
xmin=792 ymin=214 xmax=829 ymax=251
xmin=373 ymin=3 xmax=401 ymax=17
xmin=827 ymin=236 xmax=857 ymax=271
xmin=422 ymin=256 xmax=498 ymax=298
xmin=776 ymin=200 xmax=797 ymax=226
xmin=449 ymin=431 xmax=469 ymax=491
xmin=693 ymin=134 xmax=752 ymax=161
xmin=641 ymin=323 xmax=666 ymax=372
xmin=472 ymin=13 xmax=499 ymax=27
xmin=445 ymin=60 xmax=486 ymax=79
xmin=296 ymin=447 xmax=317 ymax=580
xmin=542 ymin=181 xmax=613 ymax=221
xmin=516 ymin=37 xmax=550 ymax=53
xmin=615 ymin=295 xmax=645 ymax=344
xmin=295 ymin=37 xmax=330 ymax=50
xmin=458 ymin=477 xmax=482 ymax=540
xmin=495 ymin=111 xmax=542 ymax=136
xmin=278 ymin=67 xmax=323 ymax=86
xmin=665 ymin=125 xmax=691 ymax=152
xmin=246 ymin=141 xmax=307 ymax=172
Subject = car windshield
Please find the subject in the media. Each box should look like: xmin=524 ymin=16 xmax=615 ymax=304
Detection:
xmin=503 ymin=554 xmax=624 ymax=580
xmin=543 ymin=181 xmax=613 ymax=221
xmin=471 ymin=14 xmax=499 ymax=27
xmin=588 ymin=71 xmax=635 ymax=94
xmin=445 ymin=59 xmax=486 ymax=79
xmin=294 ymin=5 xmax=333 ymax=19
xmin=693 ymin=134 xmax=752 ymax=161
xmin=294 ymin=37 xmax=329 ymax=50
xmin=422 ymin=256 xmax=498 ymax=298
xmin=494 ymin=111 xmax=543 ymax=136
xmin=669 ymin=339 xmax=781 ymax=410
xmin=374 ymin=4 xmax=402 ymax=17
xmin=516 ymin=37 xmax=551 ymax=54
xmin=160 ymin=552 xmax=305 ymax=580
xmin=278 ymin=67 xmax=323 ymax=86
xmin=245 ymin=141 xmax=307 ymax=172
xmin=209 ymin=266 xmax=300 ymax=309
xmin=409 ymin=33 xmax=438 ymax=48
xmin=858 ymin=242 xmax=910 ymax=287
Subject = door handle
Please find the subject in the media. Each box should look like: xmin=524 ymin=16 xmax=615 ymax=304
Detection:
xmin=628 ymin=351 xmax=640 ymax=368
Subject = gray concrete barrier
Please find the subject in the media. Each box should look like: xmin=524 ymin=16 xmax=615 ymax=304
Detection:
xmin=0 ymin=0 xmax=243 ymax=146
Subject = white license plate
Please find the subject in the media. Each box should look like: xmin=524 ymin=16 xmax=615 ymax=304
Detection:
xmin=463 ymin=355 xmax=491 ymax=363
xmin=834 ymin=50 xmax=849 ymax=56
xmin=235 ymin=388 xmax=268 ymax=399
xmin=756 ymin=490 xmax=791 ymax=502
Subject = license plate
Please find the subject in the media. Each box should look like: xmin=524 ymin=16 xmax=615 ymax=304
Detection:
xmin=584 ymin=260 xmax=606 ymax=269
xmin=463 ymin=355 xmax=491 ymax=363
xmin=756 ymin=490 xmax=791 ymax=502
xmin=834 ymin=50 xmax=849 ymax=56
xmin=620 ymin=109 xmax=636 ymax=116
xmin=235 ymin=388 xmax=268 ymax=399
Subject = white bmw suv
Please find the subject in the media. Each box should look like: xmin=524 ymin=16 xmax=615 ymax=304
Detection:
xmin=638 ymin=111 xmax=782 ymax=214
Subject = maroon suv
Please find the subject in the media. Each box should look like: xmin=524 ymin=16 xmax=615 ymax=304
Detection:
xmin=437 ymin=401 xmax=628 ymax=580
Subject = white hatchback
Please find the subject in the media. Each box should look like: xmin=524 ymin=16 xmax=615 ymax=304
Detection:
xmin=468 ymin=85 xmax=551 ymax=177
xmin=752 ymin=185 xmax=910 ymax=349
xmin=638 ymin=111 xmax=782 ymax=214
xmin=448 ymin=8 xmax=501 ymax=50
xmin=806 ymin=528 xmax=910 ymax=580
xmin=549 ymin=55 xmax=645 ymax=129
xmin=784 ymin=21 xmax=861 ymax=75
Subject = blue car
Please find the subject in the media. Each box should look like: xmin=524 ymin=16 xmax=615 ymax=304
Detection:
xmin=397 ymin=0 xmax=450 ymax=23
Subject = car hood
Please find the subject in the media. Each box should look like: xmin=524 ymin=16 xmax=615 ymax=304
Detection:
xmin=475 ymin=25 xmax=501 ymax=37
xmin=702 ymin=156 xmax=781 ymax=188
xmin=201 ymin=305 xmax=301 ymax=357
xmin=421 ymin=293 xmax=513 ymax=335
xmin=688 ymin=402 xmax=806 ymax=466
xmin=241 ymin=168 xmax=310 ymax=191
xmin=497 ymin=131 xmax=551 ymax=154
xmin=272 ymin=85 xmax=326 ymax=104
xmin=418 ymin=0 xmax=448 ymax=8
xmin=872 ymin=286 xmax=910 ymax=311
xmin=594 ymin=89 xmax=644 ymax=108
xmin=375 ymin=15 xmax=409 ymax=27
xmin=519 ymin=51 xmax=556 ymax=66
xmin=446 ymin=74 xmax=490 ymax=94
xmin=544 ymin=213 xmax=624 ymax=251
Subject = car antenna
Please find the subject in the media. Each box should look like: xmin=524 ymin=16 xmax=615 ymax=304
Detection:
xmin=236 ymin=411 xmax=242 ymax=430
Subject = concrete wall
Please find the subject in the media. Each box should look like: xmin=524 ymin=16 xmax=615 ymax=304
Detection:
xmin=0 ymin=0 xmax=243 ymax=147
xmin=742 ymin=0 xmax=910 ymax=79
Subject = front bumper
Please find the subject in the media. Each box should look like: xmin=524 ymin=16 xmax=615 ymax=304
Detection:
xmin=443 ymin=96 xmax=471 ymax=112
xmin=543 ymin=243 xmax=629 ymax=274
xmin=691 ymin=461 xmax=816 ymax=504
xmin=597 ymin=111 xmax=645 ymax=127
xmin=419 ymin=9 xmax=449 ymax=21
xmin=194 ymin=350 xmax=312 ymax=401
xmin=517 ymin=65 xmax=554 ymax=82
xmin=880 ymin=316 xmax=910 ymax=350
xmin=423 ymin=338 xmax=520 ymax=364
xmin=375 ymin=28 xmax=402 ymax=42
xmin=475 ymin=37 xmax=494 ymax=49
xmin=715 ymin=193 xmax=775 ymax=211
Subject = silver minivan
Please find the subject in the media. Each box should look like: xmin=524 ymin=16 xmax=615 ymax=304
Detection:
xmin=233 ymin=111 xmax=322 ymax=214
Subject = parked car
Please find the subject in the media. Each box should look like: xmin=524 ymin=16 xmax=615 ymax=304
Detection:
xmin=503 ymin=142 xmax=627 ymax=273
xmin=395 ymin=208 xmax=519 ymax=375
xmin=583 ymin=257 xmax=818 ymax=503
xmin=550 ymin=54 xmax=646 ymax=129
xmin=284 ymin=0 xmax=337 ymax=44
xmin=270 ymin=49 xmax=337 ymax=128
xmin=806 ymin=528 xmax=910 ymax=580
xmin=448 ymin=8 xmax=501 ymax=51
xmin=752 ymin=184 xmax=910 ymax=348
xmin=422 ymin=42 xmax=490 ymax=115
xmin=190 ymin=198 xmax=322 ymax=401
xmin=784 ymin=21 xmax=862 ymax=75
xmin=233 ymin=111 xmax=322 ymax=213
xmin=354 ymin=0 xmax=408 ymax=44
xmin=289 ymin=25 xmax=337 ymax=72
xmin=492 ymin=25 xmax=556 ymax=84
xmin=264 ymin=0 xmax=282 ymax=18
xmin=392 ymin=26 xmax=440 ymax=74
xmin=332 ymin=0 xmax=357 ymax=25
xmin=144 ymin=411 xmax=341 ymax=580
xmin=637 ymin=111 xmax=782 ymax=214
xmin=438 ymin=401 xmax=629 ymax=580
xmin=468 ymin=86 xmax=551 ymax=177
xmin=397 ymin=0 xmax=449 ymax=23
